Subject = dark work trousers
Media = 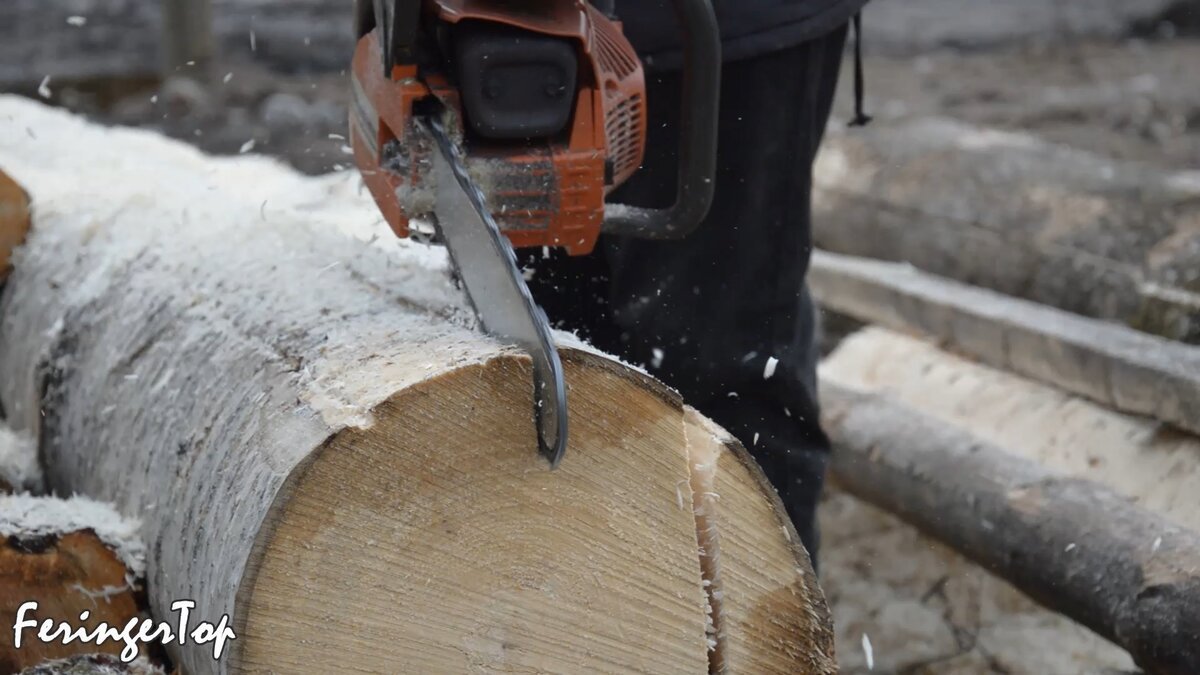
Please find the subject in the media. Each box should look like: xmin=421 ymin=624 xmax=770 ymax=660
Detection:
xmin=520 ymin=24 xmax=848 ymax=571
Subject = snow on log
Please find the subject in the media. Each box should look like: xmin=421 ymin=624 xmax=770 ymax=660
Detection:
xmin=813 ymin=117 xmax=1200 ymax=342
xmin=820 ymin=328 xmax=1200 ymax=674
xmin=809 ymin=250 xmax=1200 ymax=436
xmin=0 ymin=495 xmax=146 ymax=672
xmin=0 ymin=97 xmax=831 ymax=674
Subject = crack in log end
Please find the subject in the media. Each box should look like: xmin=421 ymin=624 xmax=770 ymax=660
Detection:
xmin=688 ymin=408 xmax=839 ymax=674
xmin=683 ymin=412 xmax=727 ymax=674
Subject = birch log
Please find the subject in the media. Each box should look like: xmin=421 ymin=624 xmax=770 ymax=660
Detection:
xmin=0 ymin=97 xmax=832 ymax=674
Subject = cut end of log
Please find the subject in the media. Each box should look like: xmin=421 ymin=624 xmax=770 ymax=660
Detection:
xmin=0 ymin=167 xmax=31 ymax=281
xmin=241 ymin=351 xmax=709 ymax=673
xmin=1 ymin=496 xmax=145 ymax=672
xmin=238 ymin=353 xmax=836 ymax=673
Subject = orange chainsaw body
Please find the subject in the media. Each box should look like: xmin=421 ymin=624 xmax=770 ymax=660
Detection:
xmin=350 ymin=0 xmax=646 ymax=255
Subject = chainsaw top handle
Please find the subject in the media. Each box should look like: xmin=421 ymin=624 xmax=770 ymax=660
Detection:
xmin=599 ymin=0 xmax=721 ymax=241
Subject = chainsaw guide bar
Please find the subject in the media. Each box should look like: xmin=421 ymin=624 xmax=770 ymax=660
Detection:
xmin=423 ymin=114 xmax=569 ymax=467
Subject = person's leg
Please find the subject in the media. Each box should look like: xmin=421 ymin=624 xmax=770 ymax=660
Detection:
xmin=525 ymin=24 xmax=849 ymax=569
xmin=607 ymin=26 xmax=848 ymax=569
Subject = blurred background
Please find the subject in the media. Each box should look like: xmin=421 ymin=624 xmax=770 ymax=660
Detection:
xmin=5 ymin=0 xmax=1196 ymax=176
xmin=3 ymin=1 xmax=1196 ymax=672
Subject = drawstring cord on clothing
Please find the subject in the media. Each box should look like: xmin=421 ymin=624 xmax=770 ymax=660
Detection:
xmin=849 ymin=12 xmax=872 ymax=127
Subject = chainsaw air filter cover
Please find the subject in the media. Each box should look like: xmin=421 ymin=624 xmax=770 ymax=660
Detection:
xmin=453 ymin=20 xmax=579 ymax=141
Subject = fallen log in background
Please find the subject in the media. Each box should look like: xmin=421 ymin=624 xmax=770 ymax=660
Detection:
xmin=0 ymin=96 xmax=833 ymax=674
xmin=810 ymin=250 xmax=1200 ymax=436
xmin=0 ymin=495 xmax=147 ymax=672
xmin=813 ymin=117 xmax=1200 ymax=342
xmin=821 ymin=328 xmax=1200 ymax=674
xmin=826 ymin=327 xmax=1200 ymax=531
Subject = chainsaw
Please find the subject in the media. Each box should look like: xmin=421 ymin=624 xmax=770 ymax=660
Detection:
xmin=350 ymin=0 xmax=720 ymax=466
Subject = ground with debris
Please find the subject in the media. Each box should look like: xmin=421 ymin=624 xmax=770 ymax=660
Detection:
xmin=819 ymin=491 xmax=1137 ymax=674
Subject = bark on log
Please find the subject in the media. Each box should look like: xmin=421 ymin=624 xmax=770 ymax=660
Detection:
xmin=812 ymin=117 xmax=1200 ymax=342
xmin=0 ymin=495 xmax=146 ymax=672
xmin=819 ymin=378 xmax=1200 ymax=674
xmin=809 ymin=250 xmax=1200 ymax=436
xmin=0 ymin=97 xmax=832 ymax=674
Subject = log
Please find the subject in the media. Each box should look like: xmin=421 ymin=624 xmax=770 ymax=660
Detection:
xmin=861 ymin=0 xmax=1186 ymax=56
xmin=824 ymin=327 xmax=1200 ymax=531
xmin=0 ymin=97 xmax=831 ymax=674
xmin=819 ymin=342 xmax=1200 ymax=674
xmin=0 ymin=495 xmax=146 ymax=672
xmin=808 ymin=250 xmax=1200 ymax=436
xmin=812 ymin=117 xmax=1200 ymax=342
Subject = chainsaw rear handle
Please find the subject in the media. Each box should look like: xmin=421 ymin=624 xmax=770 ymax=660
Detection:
xmin=600 ymin=0 xmax=721 ymax=240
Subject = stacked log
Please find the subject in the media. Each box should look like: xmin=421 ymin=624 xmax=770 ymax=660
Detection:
xmin=816 ymin=290 xmax=1200 ymax=672
xmin=0 ymin=493 xmax=147 ymax=672
xmin=813 ymin=117 xmax=1200 ymax=342
xmin=810 ymin=116 xmax=1200 ymax=667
